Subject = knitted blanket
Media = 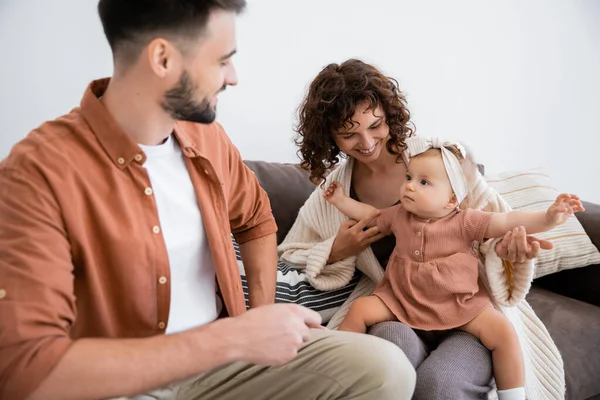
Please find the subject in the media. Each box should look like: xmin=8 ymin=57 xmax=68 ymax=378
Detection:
xmin=278 ymin=158 xmax=565 ymax=400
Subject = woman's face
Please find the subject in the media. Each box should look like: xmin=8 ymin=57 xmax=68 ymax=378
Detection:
xmin=332 ymin=103 xmax=390 ymax=163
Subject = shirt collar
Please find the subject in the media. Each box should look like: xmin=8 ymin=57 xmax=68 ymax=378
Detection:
xmin=79 ymin=78 xmax=201 ymax=169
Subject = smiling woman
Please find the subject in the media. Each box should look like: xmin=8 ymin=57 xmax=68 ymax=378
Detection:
xmin=334 ymin=105 xmax=387 ymax=160
xmin=280 ymin=58 xmax=564 ymax=400
xmin=295 ymin=59 xmax=414 ymax=187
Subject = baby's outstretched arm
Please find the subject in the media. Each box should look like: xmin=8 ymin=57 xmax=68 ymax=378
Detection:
xmin=323 ymin=181 xmax=378 ymax=226
xmin=485 ymin=193 xmax=585 ymax=239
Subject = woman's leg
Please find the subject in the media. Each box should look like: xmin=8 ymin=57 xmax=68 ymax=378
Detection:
xmin=338 ymin=296 xmax=396 ymax=333
xmin=414 ymin=331 xmax=493 ymax=400
xmin=368 ymin=322 xmax=429 ymax=369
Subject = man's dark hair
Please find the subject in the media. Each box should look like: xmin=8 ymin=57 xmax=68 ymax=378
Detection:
xmin=98 ymin=0 xmax=246 ymax=64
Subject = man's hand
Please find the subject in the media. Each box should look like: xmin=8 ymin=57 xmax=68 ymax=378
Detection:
xmin=328 ymin=212 xmax=384 ymax=263
xmin=215 ymin=304 xmax=324 ymax=366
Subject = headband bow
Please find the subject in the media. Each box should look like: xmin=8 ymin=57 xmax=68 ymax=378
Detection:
xmin=403 ymin=136 xmax=469 ymax=203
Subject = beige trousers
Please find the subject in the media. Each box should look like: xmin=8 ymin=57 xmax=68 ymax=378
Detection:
xmin=130 ymin=329 xmax=416 ymax=400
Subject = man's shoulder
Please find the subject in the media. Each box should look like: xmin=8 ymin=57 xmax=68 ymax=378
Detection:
xmin=1 ymin=107 xmax=88 ymax=175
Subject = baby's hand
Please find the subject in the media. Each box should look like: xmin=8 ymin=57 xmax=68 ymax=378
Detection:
xmin=323 ymin=181 xmax=345 ymax=204
xmin=545 ymin=193 xmax=585 ymax=227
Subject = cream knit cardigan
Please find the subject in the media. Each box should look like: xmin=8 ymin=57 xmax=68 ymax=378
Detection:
xmin=278 ymin=158 xmax=565 ymax=400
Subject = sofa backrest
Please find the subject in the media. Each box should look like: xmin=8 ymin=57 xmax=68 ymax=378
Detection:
xmin=244 ymin=160 xmax=315 ymax=244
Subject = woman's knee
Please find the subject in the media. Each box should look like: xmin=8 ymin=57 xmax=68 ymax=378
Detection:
xmin=368 ymin=322 xmax=428 ymax=368
xmin=413 ymin=332 xmax=492 ymax=400
xmin=368 ymin=321 xmax=416 ymax=343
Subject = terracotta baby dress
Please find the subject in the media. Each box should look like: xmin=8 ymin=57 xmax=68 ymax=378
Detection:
xmin=372 ymin=204 xmax=494 ymax=330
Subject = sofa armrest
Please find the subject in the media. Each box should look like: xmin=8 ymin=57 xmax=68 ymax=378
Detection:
xmin=533 ymin=200 xmax=600 ymax=307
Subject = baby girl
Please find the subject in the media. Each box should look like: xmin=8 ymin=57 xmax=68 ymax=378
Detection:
xmin=324 ymin=136 xmax=584 ymax=400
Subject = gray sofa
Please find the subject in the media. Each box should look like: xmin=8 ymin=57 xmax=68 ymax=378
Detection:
xmin=244 ymin=160 xmax=600 ymax=400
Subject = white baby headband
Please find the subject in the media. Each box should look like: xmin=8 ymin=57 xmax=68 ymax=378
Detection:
xmin=403 ymin=136 xmax=469 ymax=203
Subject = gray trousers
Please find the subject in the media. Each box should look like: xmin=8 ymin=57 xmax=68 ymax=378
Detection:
xmin=369 ymin=322 xmax=494 ymax=400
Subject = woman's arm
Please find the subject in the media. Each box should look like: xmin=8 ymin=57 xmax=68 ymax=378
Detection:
xmin=279 ymin=163 xmax=384 ymax=265
xmin=328 ymin=213 xmax=384 ymax=263
xmin=277 ymin=165 xmax=382 ymax=291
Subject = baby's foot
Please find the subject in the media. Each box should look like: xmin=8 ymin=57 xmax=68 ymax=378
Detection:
xmin=323 ymin=181 xmax=345 ymax=205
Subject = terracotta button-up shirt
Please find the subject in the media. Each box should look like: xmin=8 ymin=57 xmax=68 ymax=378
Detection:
xmin=0 ymin=79 xmax=277 ymax=400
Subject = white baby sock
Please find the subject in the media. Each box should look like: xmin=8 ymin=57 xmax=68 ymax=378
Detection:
xmin=497 ymin=387 xmax=526 ymax=400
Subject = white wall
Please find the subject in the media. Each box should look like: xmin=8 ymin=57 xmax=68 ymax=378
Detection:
xmin=1 ymin=0 xmax=599 ymax=202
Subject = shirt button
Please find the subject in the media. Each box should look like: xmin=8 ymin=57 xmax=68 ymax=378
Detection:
xmin=152 ymin=226 xmax=161 ymax=234
xmin=158 ymin=321 xmax=166 ymax=330
xmin=417 ymin=231 xmax=422 ymax=236
xmin=415 ymin=250 xmax=420 ymax=256
xmin=158 ymin=276 xmax=167 ymax=284
xmin=134 ymin=154 xmax=143 ymax=162
xmin=144 ymin=187 xmax=153 ymax=196
xmin=0 ymin=289 xmax=6 ymax=299
xmin=117 ymin=157 xmax=125 ymax=165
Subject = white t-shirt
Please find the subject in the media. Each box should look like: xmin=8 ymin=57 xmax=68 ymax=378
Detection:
xmin=139 ymin=135 xmax=218 ymax=334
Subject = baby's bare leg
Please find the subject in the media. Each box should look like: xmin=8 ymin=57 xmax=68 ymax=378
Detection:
xmin=338 ymin=296 xmax=396 ymax=334
xmin=459 ymin=308 xmax=524 ymax=390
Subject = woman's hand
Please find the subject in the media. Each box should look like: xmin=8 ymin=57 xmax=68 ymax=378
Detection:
xmin=328 ymin=211 xmax=385 ymax=263
xmin=495 ymin=226 xmax=554 ymax=263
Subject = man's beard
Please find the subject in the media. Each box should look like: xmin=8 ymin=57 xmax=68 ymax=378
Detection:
xmin=161 ymin=71 xmax=223 ymax=124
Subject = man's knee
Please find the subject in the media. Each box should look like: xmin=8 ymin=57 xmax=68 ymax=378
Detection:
xmin=322 ymin=331 xmax=416 ymax=399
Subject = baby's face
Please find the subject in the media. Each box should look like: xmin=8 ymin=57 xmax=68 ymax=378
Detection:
xmin=400 ymin=150 xmax=455 ymax=219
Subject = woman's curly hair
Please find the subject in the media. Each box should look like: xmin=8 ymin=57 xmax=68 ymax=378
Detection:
xmin=295 ymin=59 xmax=415 ymax=185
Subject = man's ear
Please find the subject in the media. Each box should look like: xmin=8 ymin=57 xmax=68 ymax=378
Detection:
xmin=444 ymin=194 xmax=459 ymax=210
xmin=147 ymin=38 xmax=179 ymax=78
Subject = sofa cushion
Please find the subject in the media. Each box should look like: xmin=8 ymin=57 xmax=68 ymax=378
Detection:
xmin=243 ymin=161 xmax=314 ymax=244
xmin=486 ymin=168 xmax=600 ymax=278
xmin=528 ymin=286 xmax=600 ymax=400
